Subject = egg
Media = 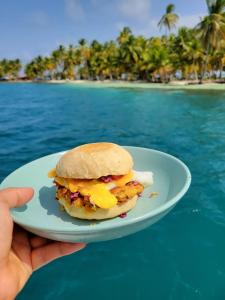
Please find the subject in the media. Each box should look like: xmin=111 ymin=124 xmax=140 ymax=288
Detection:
xmin=107 ymin=170 xmax=153 ymax=189
xmin=80 ymin=184 xmax=117 ymax=209
xmin=133 ymin=170 xmax=154 ymax=187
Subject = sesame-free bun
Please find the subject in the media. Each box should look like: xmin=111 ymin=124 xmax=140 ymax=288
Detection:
xmin=58 ymin=195 xmax=137 ymax=220
xmin=56 ymin=142 xmax=133 ymax=179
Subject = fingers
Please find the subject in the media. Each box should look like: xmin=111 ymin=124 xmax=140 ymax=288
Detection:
xmin=0 ymin=204 xmax=13 ymax=265
xmin=0 ymin=188 xmax=33 ymax=265
xmin=32 ymin=242 xmax=86 ymax=270
xmin=30 ymin=236 xmax=50 ymax=249
xmin=0 ymin=188 xmax=34 ymax=208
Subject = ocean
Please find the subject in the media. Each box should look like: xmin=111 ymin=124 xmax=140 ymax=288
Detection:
xmin=1 ymin=83 xmax=225 ymax=300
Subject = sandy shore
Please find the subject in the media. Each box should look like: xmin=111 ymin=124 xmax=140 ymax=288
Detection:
xmin=48 ymin=79 xmax=225 ymax=90
xmin=1 ymin=79 xmax=225 ymax=90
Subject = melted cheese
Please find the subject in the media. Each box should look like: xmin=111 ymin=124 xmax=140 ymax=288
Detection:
xmin=113 ymin=171 xmax=133 ymax=186
xmin=54 ymin=176 xmax=117 ymax=209
xmin=50 ymin=170 xmax=135 ymax=209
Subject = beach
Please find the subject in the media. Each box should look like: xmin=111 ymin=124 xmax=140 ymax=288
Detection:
xmin=48 ymin=79 xmax=225 ymax=90
xmin=2 ymin=79 xmax=225 ymax=90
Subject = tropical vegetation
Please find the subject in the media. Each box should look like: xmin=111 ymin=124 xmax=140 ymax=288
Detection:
xmin=0 ymin=59 xmax=22 ymax=80
xmin=0 ymin=0 xmax=225 ymax=83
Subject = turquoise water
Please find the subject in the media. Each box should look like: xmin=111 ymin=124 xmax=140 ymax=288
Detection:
xmin=1 ymin=83 xmax=225 ymax=299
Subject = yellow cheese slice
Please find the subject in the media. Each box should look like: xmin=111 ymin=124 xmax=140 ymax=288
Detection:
xmin=113 ymin=171 xmax=133 ymax=186
xmin=68 ymin=179 xmax=96 ymax=193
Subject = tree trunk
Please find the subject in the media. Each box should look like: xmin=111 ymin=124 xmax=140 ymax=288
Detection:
xmin=201 ymin=45 xmax=210 ymax=83
xmin=194 ymin=69 xmax=198 ymax=81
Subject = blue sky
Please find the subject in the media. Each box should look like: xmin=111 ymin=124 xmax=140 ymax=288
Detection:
xmin=0 ymin=0 xmax=208 ymax=62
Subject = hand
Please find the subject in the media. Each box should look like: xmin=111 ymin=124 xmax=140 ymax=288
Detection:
xmin=0 ymin=188 xmax=86 ymax=300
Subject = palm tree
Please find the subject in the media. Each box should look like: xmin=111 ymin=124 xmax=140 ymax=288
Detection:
xmin=51 ymin=45 xmax=66 ymax=79
xmin=117 ymin=28 xmax=143 ymax=79
xmin=1 ymin=59 xmax=9 ymax=78
xmin=195 ymin=0 xmax=225 ymax=79
xmin=149 ymin=38 xmax=172 ymax=82
xmin=0 ymin=59 xmax=22 ymax=79
xmin=77 ymin=39 xmax=91 ymax=79
xmin=21 ymin=1 xmax=225 ymax=83
xmin=44 ymin=57 xmax=56 ymax=79
xmin=209 ymin=42 xmax=225 ymax=78
xmin=8 ymin=59 xmax=22 ymax=79
xmin=158 ymin=4 xmax=179 ymax=35
xmin=63 ymin=45 xmax=80 ymax=79
xmin=25 ymin=56 xmax=45 ymax=80
xmin=0 ymin=62 xmax=3 ymax=78
xmin=117 ymin=27 xmax=132 ymax=44
xmin=196 ymin=0 xmax=225 ymax=51
xmin=89 ymin=40 xmax=103 ymax=79
xmin=24 ymin=62 xmax=37 ymax=80
xmin=171 ymin=27 xmax=205 ymax=80
xmin=101 ymin=41 xmax=119 ymax=80
xmin=186 ymin=39 xmax=205 ymax=80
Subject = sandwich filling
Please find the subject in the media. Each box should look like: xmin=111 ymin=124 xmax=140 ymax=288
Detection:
xmin=48 ymin=168 xmax=144 ymax=211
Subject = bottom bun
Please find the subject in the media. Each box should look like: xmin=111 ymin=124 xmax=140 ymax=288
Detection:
xmin=58 ymin=196 xmax=138 ymax=220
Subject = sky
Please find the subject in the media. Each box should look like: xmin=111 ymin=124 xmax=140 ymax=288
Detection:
xmin=0 ymin=0 xmax=208 ymax=62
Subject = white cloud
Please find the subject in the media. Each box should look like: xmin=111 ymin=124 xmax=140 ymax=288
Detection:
xmin=118 ymin=0 xmax=151 ymax=21
xmin=30 ymin=11 xmax=48 ymax=27
xmin=65 ymin=0 xmax=85 ymax=22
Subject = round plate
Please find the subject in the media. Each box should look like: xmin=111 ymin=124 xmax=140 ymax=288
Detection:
xmin=0 ymin=147 xmax=191 ymax=243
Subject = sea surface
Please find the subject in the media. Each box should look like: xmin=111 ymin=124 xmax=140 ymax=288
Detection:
xmin=0 ymin=83 xmax=225 ymax=300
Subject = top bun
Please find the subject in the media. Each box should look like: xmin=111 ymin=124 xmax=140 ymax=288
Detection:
xmin=56 ymin=142 xmax=133 ymax=179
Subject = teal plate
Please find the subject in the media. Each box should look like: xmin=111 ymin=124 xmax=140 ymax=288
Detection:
xmin=0 ymin=147 xmax=191 ymax=243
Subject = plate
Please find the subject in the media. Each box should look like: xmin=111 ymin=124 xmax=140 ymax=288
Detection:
xmin=0 ymin=147 xmax=191 ymax=243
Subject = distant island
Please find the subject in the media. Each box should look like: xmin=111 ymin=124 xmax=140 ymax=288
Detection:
xmin=0 ymin=1 xmax=225 ymax=85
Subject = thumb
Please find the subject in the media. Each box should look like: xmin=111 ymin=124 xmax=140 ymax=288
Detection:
xmin=0 ymin=187 xmax=34 ymax=208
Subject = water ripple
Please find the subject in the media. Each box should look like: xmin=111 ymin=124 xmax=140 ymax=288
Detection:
xmin=1 ymin=83 xmax=225 ymax=300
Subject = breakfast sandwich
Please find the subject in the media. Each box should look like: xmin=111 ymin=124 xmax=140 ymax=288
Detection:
xmin=48 ymin=142 xmax=153 ymax=220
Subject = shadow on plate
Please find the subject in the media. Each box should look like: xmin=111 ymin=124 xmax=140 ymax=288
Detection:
xmin=13 ymin=204 xmax=28 ymax=212
xmin=39 ymin=186 xmax=102 ymax=226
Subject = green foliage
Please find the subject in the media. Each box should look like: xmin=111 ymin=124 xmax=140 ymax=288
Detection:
xmin=158 ymin=4 xmax=179 ymax=34
xmin=0 ymin=59 xmax=22 ymax=79
xmin=3 ymin=1 xmax=224 ymax=82
xmin=195 ymin=0 xmax=225 ymax=51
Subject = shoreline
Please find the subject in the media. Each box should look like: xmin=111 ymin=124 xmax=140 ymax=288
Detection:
xmin=48 ymin=79 xmax=225 ymax=90
xmin=1 ymin=79 xmax=225 ymax=90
